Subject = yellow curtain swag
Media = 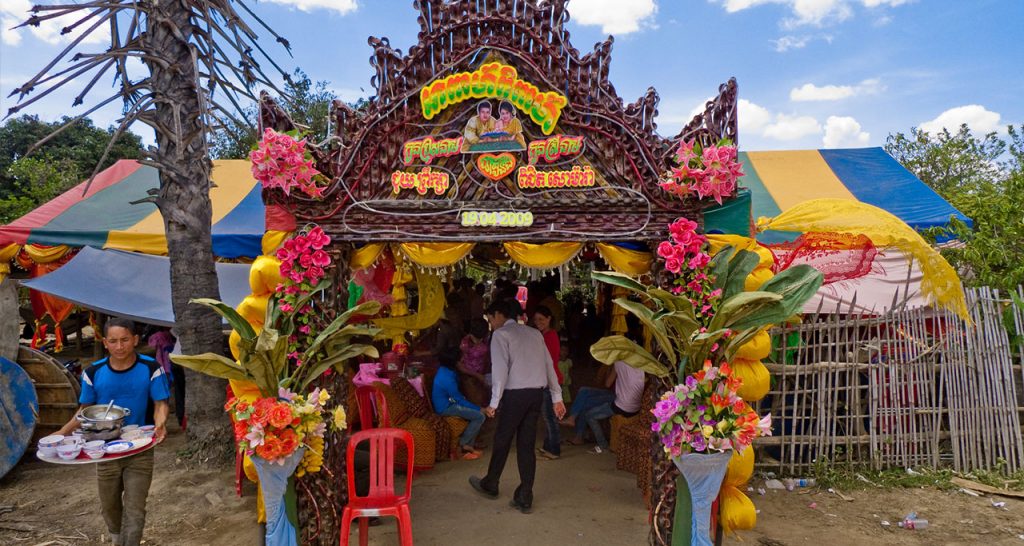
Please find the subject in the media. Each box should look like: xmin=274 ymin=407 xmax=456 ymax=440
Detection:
xmin=24 ymin=244 xmax=70 ymax=263
xmin=757 ymin=198 xmax=969 ymax=320
xmin=399 ymin=242 xmax=474 ymax=268
xmin=595 ymin=243 xmax=653 ymax=276
xmin=0 ymin=243 xmax=20 ymax=282
xmin=351 ymin=243 xmax=386 ymax=271
xmin=503 ymin=241 xmax=582 ymax=269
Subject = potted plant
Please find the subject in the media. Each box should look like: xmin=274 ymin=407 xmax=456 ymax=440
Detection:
xmin=172 ymin=228 xmax=380 ymax=546
xmin=590 ymin=217 xmax=823 ymax=546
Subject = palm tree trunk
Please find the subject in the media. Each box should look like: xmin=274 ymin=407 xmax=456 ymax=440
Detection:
xmin=141 ymin=0 xmax=232 ymax=459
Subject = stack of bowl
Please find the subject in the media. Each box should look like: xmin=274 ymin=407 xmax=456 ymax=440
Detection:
xmin=83 ymin=440 xmax=106 ymax=459
xmin=38 ymin=435 xmax=64 ymax=458
xmin=56 ymin=437 xmax=83 ymax=460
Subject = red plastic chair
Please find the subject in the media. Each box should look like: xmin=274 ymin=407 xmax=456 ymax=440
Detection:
xmin=355 ymin=385 xmax=388 ymax=430
xmin=340 ymin=428 xmax=414 ymax=546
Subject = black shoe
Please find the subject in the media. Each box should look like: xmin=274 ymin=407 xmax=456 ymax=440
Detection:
xmin=509 ymin=498 xmax=533 ymax=514
xmin=469 ymin=476 xmax=498 ymax=499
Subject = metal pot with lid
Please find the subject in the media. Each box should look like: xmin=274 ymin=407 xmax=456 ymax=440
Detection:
xmin=77 ymin=404 xmax=131 ymax=440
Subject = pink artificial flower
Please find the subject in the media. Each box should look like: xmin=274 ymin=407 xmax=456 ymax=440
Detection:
xmin=275 ymin=247 xmax=294 ymax=262
xmin=279 ymin=303 xmax=293 ymax=313
xmin=277 ymin=387 xmax=297 ymax=402
xmin=298 ymin=324 xmax=311 ymax=334
xmin=245 ymin=423 xmax=265 ymax=447
xmin=306 ymin=266 xmax=325 ymax=282
xmin=310 ymin=249 xmax=330 ymax=267
xmin=664 ymin=258 xmax=682 ymax=274
xmin=288 ymin=270 xmax=304 ymax=284
xmin=688 ymin=253 xmax=710 ymax=270
xmin=675 ymin=140 xmax=697 ymax=165
xmin=299 ymin=252 xmax=313 ymax=269
xmin=656 ymin=241 xmax=675 ymax=259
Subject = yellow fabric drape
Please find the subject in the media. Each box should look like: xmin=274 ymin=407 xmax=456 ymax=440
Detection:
xmin=261 ymin=230 xmax=292 ymax=255
xmin=720 ymin=436 xmax=757 ymax=534
xmin=23 ymin=244 xmax=70 ymax=263
xmin=707 ymin=234 xmax=775 ymax=269
xmin=373 ymin=269 xmax=445 ymax=341
xmin=609 ymin=286 xmax=629 ymax=334
xmin=503 ymin=241 xmax=582 ymax=269
xmin=350 ymin=243 xmax=386 ymax=270
xmin=0 ymin=244 xmax=21 ymax=283
xmin=756 ymin=198 xmax=968 ymax=320
xmin=595 ymin=243 xmax=653 ymax=276
xmin=398 ymin=242 xmax=474 ymax=268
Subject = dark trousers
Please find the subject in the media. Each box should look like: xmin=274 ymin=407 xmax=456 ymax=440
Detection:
xmin=481 ymin=388 xmax=544 ymax=506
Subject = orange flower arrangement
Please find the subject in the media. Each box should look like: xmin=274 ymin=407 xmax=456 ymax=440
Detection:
xmin=225 ymin=387 xmax=333 ymax=465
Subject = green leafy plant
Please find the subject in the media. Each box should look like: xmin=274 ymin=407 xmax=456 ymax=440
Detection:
xmin=172 ymin=298 xmax=382 ymax=397
xmin=590 ymin=246 xmax=823 ymax=382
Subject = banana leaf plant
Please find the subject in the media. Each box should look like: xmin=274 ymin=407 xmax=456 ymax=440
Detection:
xmin=590 ymin=247 xmax=823 ymax=383
xmin=171 ymin=297 xmax=382 ymax=398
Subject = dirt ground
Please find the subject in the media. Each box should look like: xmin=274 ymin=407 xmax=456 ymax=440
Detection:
xmin=4 ymin=422 xmax=1024 ymax=546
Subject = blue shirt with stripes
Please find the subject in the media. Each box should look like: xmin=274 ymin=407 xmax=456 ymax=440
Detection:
xmin=79 ymin=354 xmax=171 ymax=427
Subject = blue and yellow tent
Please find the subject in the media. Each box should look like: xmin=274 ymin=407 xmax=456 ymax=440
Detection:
xmin=0 ymin=159 xmax=262 ymax=259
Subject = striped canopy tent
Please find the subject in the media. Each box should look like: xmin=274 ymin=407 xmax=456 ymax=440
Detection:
xmin=726 ymin=147 xmax=972 ymax=314
xmin=0 ymin=159 xmax=262 ymax=347
xmin=0 ymin=159 xmax=263 ymax=262
xmin=735 ymin=147 xmax=970 ymax=243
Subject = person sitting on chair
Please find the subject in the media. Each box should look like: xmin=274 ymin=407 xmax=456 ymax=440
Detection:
xmin=432 ymin=347 xmax=486 ymax=460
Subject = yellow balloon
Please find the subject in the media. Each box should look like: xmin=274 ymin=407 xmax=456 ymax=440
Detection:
xmin=248 ymin=255 xmax=283 ymax=296
xmin=228 ymin=330 xmax=242 ymax=360
xmin=732 ymin=358 xmax=770 ymax=401
xmin=236 ymin=294 xmax=269 ymax=326
xmin=724 ymin=447 xmax=754 ymax=487
xmin=734 ymin=329 xmax=771 ymax=361
xmin=719 ymin=485 xmax=757 ymax=533
xmin=744 ymin=267 xmax=774 ymax=292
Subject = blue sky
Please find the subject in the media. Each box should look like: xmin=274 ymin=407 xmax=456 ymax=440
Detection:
xmin=2 ymin=0 xmax=1022 ymax=151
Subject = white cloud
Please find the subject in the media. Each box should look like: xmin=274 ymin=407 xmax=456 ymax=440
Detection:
xmin=739 ymin=99 xmax=772 ymax=134
xmin=862 ymin=0 xmax=911 ymax=7
xmin=260 ymin=0 xmax=357 ymax=15
xmin=823 ymin=115 xmax=870 ymax=147
xmin=2 ymin=16 xmax=21 ymax=46
xmin=772 ymin=35 xmax=810 ymax=51
xmin=714 ymin=0 xmax=910 ymax=27
xmin=2 ymin=0 xmax=111 ymax=46
xmin=763 ymin=113 xmax=822 ymax=140
xmin=919 ymin=105 xmax=1002 ymax=136
xmin=568 ymin=0 xmax=658 ymax=35
xmin=790 ymin=78 xmax=883 ymax=101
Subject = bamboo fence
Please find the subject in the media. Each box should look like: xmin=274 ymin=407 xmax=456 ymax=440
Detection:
xmin=752 ymin=286 xmax=1024 ymax=475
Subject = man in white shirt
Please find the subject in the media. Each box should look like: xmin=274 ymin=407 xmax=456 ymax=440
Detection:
xmin=470 ymin=299 xmax=565 ymax=514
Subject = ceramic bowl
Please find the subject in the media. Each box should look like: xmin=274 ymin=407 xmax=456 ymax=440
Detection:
xmin=84 ymin=449 xmax=106 ymax=459
xmin=56 ymin=443 xmax=82 ymax=460
xmin=38 ymin=435 xmax=63 ymax=457
xmin=60 ymin=437 xmax=83 ymax=446
xmin=121 ymin=430 xmax=143 ymax=441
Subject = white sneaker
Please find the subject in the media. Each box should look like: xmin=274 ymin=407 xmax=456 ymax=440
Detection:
xmin=587 ymin=446 xmax=605 ymax=455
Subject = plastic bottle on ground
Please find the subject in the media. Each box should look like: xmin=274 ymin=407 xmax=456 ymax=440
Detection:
xmin=898 ymin=519 xmax=928 ymax=530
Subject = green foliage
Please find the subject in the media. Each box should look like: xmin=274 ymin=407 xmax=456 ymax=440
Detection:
xmin=172 ymin=298 xmax=382 ymax=397
xmin=0 ymin=115 xmax=142 ymax=222
xmin=589 ymin=252 xmax=824 ymax=382
xmin=885 ymin=124 xmax=1024 ymax=291
xmin=209 ymin=68 xmax=364 ymax=159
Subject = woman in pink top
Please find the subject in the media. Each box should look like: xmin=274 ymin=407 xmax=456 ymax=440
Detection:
xmin=457 ymin=318 xmax=491 ymax=407
xmin=533 ymin=306 xmax=562 ymax=459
